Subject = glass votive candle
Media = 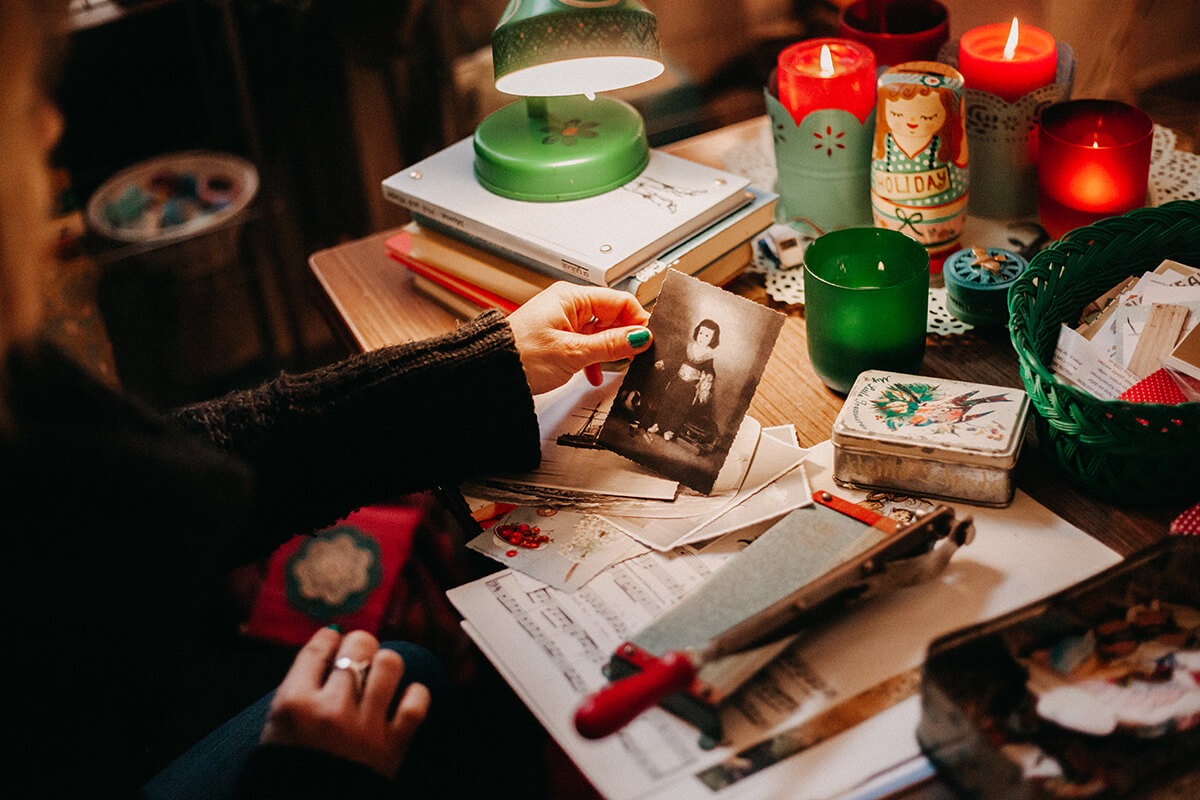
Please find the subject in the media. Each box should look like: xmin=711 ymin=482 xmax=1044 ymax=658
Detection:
xmin=776 ymin=38 xmax=876 ymax=126
xmin=838 ymin=0 xmax=950 ymax=69
xmin=803 ymin=227 xmax=930 ymax=394
xmin=1037 ymin=99 xmax=1154 ymax=239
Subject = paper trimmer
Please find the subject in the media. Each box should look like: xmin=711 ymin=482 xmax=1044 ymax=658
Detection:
xmin=574 ymin=491 xmax=974 ymax=743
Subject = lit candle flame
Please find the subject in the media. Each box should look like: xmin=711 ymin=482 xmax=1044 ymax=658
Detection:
xmin=1003 ymin=17 xmax=1019 ymax=60
xmin=584 ymin=91 xmax=596 ymax=101
xmin=819 ymin=45 xmax=835 ymax=77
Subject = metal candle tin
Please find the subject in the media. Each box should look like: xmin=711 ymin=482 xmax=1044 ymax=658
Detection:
xmin=942 ymin=246 xmax=1028 ymax=327
xmin=832 ymin=371 xmax=1030 ymax=506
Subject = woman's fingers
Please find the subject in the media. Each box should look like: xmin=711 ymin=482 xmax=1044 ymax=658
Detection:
xmin=279 ymin=626 xmax=341 ymax=694
xmin=326 ymin=630 xmax=379 ymax=698
xmin=389 ymin=681 xmax=432 ymax=736
xmin=360 ymin=647 xmax=405 ymax=714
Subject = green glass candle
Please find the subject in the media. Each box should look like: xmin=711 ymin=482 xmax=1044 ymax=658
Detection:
xmin=803 ymin=227 xmax=930 ymax=393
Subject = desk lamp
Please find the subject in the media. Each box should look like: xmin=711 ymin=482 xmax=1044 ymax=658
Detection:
xmin=474 ymin=0 xmax=665 ymax=201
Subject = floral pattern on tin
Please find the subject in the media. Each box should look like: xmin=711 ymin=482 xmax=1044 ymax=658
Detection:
xmin=871 ymin=382 xmax=1012 ymax=439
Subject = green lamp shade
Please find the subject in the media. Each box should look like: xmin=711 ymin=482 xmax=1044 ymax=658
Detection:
xmin=492 ymin=0 xmax=663 ymax=97
xmin=476 ymin=0 xmax=664 ymax=202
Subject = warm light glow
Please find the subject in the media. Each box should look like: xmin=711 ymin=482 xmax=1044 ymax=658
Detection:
xmin=1003 ymin=17 xmax=1019 ymax=60
xmin=819 ymin=44 xmax=835 ymax=77
xmin=494 ymin=55 xmax=664 ymax=97
xmin=1068 ymin=163 xmax=1118 ymax=208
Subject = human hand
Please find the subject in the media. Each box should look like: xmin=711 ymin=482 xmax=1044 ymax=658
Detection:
xmin=506 ymin=282 xmax=652 ymax=395
xmin=260 ymin=627 xmax=430 ymax=779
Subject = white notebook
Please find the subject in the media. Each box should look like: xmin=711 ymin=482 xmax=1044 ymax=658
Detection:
xmin=382 ymin=137 xmax=751 ymax=286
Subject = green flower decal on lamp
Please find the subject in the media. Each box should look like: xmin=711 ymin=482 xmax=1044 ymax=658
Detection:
xmin=542 ymin=118 xmax=600 ymax=146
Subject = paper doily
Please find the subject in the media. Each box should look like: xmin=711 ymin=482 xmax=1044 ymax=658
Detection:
xmin=732 ymin=120 xmax=1197 ymax=334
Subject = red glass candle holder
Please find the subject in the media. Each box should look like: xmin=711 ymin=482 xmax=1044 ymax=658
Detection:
xmin=1037 ymin=100 xmax=1153 ymax=239
xmin=958 ymin=21 xmax=1057 ymax=103
xmin=838 ymin=0 xmax=949 ymax=69
xmin=777 ymin=38 xmax=876 ymax=125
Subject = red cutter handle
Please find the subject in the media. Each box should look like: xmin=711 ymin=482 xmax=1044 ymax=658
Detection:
xmin=573 ymin=651 xmax=696 ymax=739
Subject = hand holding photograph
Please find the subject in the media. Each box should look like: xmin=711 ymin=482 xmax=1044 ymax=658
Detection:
xmin=599 ymin=270 xmax=786 ymax=494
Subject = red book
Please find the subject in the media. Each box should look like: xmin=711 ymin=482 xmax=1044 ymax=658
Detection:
xmin=387 ymin=232 xmax=520 ymax=314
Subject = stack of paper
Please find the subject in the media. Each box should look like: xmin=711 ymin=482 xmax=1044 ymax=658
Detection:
xmin=460 ymin=372 xmax=812 ymax=593
xmin=1052 ymin=259 xmax=1200 ymax=403
xmin=447 ymin=441 xmax=1123 ymax=800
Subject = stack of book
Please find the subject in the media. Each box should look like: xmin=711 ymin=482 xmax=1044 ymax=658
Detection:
xmin=380 ymin=137 xmax=775 ymax=313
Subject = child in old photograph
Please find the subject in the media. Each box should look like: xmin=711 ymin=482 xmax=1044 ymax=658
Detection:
xmin=646 ymin=318 xmax=721 ymax=449
xmin=600 ymin=270 xmax=784 ymax=496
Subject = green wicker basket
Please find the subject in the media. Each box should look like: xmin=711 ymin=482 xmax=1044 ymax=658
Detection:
xmin=1008 ymin=200 xmax=1200 ymax=503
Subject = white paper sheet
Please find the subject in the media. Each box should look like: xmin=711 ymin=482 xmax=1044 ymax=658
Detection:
xmin=601 ymin=425 xmax=808 ymax=551
xmin=467 ymin=506 xmax=648 ymax=592
xmin=680 ymin=459 xmax=813 ymax=546
xmin=1051 ymin=323 xmax=1138 ymax=399
xmin=465 ymin=372 xmax=680 ymax=503
xmin=447 ymin=441 xmax=1121 ymax=800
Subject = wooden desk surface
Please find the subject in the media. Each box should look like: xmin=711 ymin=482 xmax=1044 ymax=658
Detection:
xmin=309 ymin=116 xmax=1189 ymax=800
xmin=308 ymin=116 xmax=1184 ymax=556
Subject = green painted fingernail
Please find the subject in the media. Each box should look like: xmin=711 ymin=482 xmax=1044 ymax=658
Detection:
xmin=327 ymin=623 xmax=342 ymax=632
xmin=627 ymin=329 xmax=650 ymax=348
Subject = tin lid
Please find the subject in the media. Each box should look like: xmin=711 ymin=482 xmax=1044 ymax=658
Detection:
xmin=832 ymin=371 xmax=1030 ymax=468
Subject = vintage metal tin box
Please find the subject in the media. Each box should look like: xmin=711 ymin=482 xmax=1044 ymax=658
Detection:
xmin=832 ymin=371 xmax=1030 ymax=507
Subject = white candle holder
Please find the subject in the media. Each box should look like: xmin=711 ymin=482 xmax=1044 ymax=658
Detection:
xmin=940 ymin=41 xmax=1076 ymax=219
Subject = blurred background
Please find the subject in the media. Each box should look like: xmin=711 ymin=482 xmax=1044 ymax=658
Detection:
xmin=53 ymin=0 xmax=1199 ymax=409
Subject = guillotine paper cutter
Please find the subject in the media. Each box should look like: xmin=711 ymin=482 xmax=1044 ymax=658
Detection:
xmin=574 ymin=492 xmax=975 ymax=743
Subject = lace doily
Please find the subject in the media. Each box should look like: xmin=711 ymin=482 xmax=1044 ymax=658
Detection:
xmin=749 ymin=245 xmax=973 ymax=336
xmin=729 ymin=120 xmax=1198 ymax=334
xmin=1149 ymin=125 xmax=1200 ymax=204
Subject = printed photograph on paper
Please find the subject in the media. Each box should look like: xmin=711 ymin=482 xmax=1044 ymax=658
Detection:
xmin=599 ymin=270 xmax=785 ymax=494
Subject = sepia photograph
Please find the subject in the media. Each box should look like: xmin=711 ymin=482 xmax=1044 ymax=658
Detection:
xmin=600 ymin=270 xmax=785 ymax=494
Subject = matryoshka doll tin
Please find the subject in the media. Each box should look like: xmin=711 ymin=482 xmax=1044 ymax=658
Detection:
xmin=832 ymin=370 xmax=1030 ymax=506
xmin=870 ymin=61 xmax=969 ymax=268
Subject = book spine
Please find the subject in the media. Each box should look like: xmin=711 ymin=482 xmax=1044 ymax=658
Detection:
xmin=396 ymin=226 xmax=559 ymax=302
xmin=382 ymin=185 xmax=610 ymax=285
xmin=390 ymin=251 xmax=520 ymax=313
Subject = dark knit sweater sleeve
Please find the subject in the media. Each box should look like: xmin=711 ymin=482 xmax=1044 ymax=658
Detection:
xmin=171 ymin=311 xmax=540 ymax=550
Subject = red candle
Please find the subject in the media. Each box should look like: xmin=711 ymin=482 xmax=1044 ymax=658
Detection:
xmin=1037 ymin=100 xmax=1154 ymax=238
xmin=958 ymin=18 xmax=1057 ymax=103
xmin=838 ymin=0 xmax=950 ymax=68
xmin=777 ymin=38 xmax=876 ymax=125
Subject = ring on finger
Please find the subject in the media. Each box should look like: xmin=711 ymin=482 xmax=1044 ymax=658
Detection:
xmin=333 ymin=655 xmax=371 ymax=695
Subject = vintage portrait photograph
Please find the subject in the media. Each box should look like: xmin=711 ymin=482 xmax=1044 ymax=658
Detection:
xmin=599 ymin=270 xmax=785 ymax=494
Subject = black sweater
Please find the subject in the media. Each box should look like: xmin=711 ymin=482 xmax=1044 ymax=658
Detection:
xmin=2 ymin=311 xmax=539 ymax=798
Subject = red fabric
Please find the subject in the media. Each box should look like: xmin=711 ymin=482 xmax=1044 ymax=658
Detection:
xmin=242 ymin=505 xmax=422 ymax=646
xmin=1118 ymin=368 xmax=1190 ymax=405
xmin=1170 ymin=503 xmax=1200 ymax=536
